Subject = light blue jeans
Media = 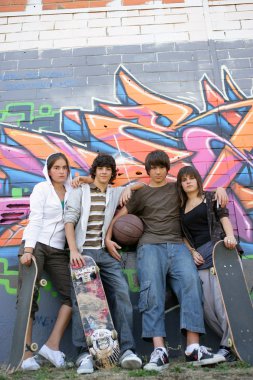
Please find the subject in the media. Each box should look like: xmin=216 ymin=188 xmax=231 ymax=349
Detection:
xmin=137 ymin=242 xmax=205 ymax=339
xmin=72 ymin=248 xmax=136 ymax=356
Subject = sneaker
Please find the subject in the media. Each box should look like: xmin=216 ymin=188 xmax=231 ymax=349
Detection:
xmin=76 ymin=354 xmax=94 ymax=374
xmin=217 ymin=346 xmax=237 ymax=362
xmin=144 ymin=348 xmax=169 ymax=372
xmin=21 ymin=357 xmax=40 ymax=371
xmin=120 ymin=350 xmax=142 ymax=369
xmin=38 ymin=344 xmax=66 ymax=368
xmin=185 ymin=345 xmax=225 ymax=366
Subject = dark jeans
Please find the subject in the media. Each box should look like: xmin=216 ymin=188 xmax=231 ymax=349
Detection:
xmin=17 ymin=242 xmax=72 ymax=318
xmin=72 ymin=248 xmax=135 ymax=356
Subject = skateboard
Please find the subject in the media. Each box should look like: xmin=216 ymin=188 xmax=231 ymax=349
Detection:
xmin=71 ymin=256 xmax=120 ymax=369
xmin=213 ymin=240 xmax=253 ymax=365
xmin=6 ymin=256 xmax=47 ymax=374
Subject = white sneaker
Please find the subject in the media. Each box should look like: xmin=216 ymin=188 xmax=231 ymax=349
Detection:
xmin=143 ymin=348 xmax=169 ymax=372
xmin=120 ymin=350 xmax=142 ymax=369
xmin=38 ymin=344 xmax=66 ymax=368
xmin=77 ymin=354 xmax=94 ymax=374
xmin=185 ymin=345 xmax=225 ymax=366
xmin=21 ymin=357 xmax=40 ymax=371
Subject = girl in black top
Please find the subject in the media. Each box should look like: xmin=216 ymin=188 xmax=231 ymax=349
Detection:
xmin=177 ymin=166 xmax=237 ymax=362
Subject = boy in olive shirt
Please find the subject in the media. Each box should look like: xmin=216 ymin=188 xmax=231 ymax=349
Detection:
xmin=106 ymin=150 xmax=227 ymax=371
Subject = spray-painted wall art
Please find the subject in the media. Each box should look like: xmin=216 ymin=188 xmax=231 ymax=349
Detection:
xmin=0 ymin=64 xmax=252 ymax=362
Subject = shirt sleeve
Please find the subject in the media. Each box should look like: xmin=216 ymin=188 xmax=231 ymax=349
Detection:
xmin=210 ymin=191 xmax=229 ymax=219
xmin=125 ymin=190 xmax=142 ymax=215
xmin=64 ymin=187 xmax=82 ymax=225
xmin=24 ymin=184 xmax=46 ymax=248
xmin=216 ymin=204 xmax=229 ymax=219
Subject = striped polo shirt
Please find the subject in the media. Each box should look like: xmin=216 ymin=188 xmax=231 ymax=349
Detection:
xmin=83 ymin=183 xmax=106 ymax=250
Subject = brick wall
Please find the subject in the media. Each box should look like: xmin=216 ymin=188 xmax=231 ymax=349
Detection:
xmin=1 ymin=1 xmax=253 ymax=51
xmin=0 ymin=0 xmax=184 ymax=13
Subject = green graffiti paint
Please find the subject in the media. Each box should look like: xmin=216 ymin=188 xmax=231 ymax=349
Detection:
xmin=12 ymin=188 xmax=22 ymax=198
xmin=42 ymin=279 xmax=58 ymax=298
xmin=0 ymin=102 xmax=35 ymax=126
xmin=0 ymin=102 xmax=58 ymax=129
xmin=122 ymin=268 xmax=140 ymax=293
xmin=0 ymin=258 xmax=18 ymax=295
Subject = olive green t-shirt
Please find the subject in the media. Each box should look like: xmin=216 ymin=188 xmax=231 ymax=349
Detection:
xmin=126 ymin=182 xmax=183 ymax=246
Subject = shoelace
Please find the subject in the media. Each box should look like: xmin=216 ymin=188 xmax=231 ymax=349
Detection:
xmin=217 ymin=348 xmax=229 ymax=356
xmin=81 ymin=355 xmax=92 ymax=365
xmin=198 ymin=346 xmax=212 ymax=360
xmin=150 ymin=349 xmax=164 ymax=363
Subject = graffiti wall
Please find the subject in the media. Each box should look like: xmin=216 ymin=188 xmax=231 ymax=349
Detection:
xmin=1 ymin=44 xmax=253 ymax=363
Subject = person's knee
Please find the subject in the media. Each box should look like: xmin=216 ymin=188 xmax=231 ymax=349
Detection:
xmin=113 ymin=285 xmax=132 ymax=305
xmin=184 ymin=270 xmax=201 ymax=289
xmin=138 ymin=281 xmax=157 ymax=313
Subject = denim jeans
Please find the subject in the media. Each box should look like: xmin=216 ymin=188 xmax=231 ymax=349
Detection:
xmin=137 ymin=242 xmax=205 ymax=339
xmin=72 ymin=248 xmax=135 ymax=355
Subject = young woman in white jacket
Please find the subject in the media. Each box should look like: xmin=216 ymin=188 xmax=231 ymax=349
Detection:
xmin=18 ymin=153 xmax=72 ymax=371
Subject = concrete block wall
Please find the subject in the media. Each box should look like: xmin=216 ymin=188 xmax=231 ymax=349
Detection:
xmin=1 ymin=0 xmax=253 ymax=365
xmin=0 ymin=0 xmax=184 ymax=13
xmin=1 ymin=1 xmax=253 ymax=51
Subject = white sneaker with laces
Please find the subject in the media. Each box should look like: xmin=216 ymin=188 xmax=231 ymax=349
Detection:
xmin=185 ymin=345 xmax=225 ymax=366
xmin=144 ymin=348 xmax=169 ymax=371
xmin=120 ymin=350 xmax=142 ymax=369
xmin=38 ymin=344 xmax=66 ymax=368
xmin=21 ymin=357 xmax=40 ymax=371
xmin=77 ymin=354 xmax=94 ymax=374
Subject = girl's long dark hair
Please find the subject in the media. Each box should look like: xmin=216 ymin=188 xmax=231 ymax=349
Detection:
xmin=177 ymin=166 xmax=203 ymax=208
xmin=47 ymin=153 xmax=70 ymax=174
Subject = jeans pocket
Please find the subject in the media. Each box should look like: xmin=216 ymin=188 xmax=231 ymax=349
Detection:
xmin=138 ymin=280 xmax=151 ymax=312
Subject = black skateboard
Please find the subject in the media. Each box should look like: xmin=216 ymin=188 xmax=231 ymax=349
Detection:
xmin=6 ymin=257 xmax=46 ymax=373
xmin=213 ymin=240 xmax=253 ymax=365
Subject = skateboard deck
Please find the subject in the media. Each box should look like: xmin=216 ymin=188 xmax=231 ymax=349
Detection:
xmin=213 ymin=240 xmax=253 ymax=365
xmin=6 ymin=257 xmax=39 ymax=374
xmin=71 ymin=256 xmax=120 ymax=369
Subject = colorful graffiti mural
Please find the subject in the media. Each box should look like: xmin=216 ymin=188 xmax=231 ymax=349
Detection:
xmin=0 ymin=64 xmax=253 ymax=299
xmin=1 ymin=63 xmax=253 ymax=363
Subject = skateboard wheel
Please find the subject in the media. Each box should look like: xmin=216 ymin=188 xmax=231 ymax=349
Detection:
xmin=227 ymin=338 xmax=233 ymax=347
xmin=111 ymin=329 xmax=118 ymax=340
xmin=86 ymin=336 xmax=93 ymax=347
xmin=95 ymin=265 xmax=100 ymax=273
xmin=210 ymin=267 xmax=216 ymax=275
xmin=30 ymin=343 xmax=38 ymax=352
xmin=40 ymin=279 xmax=47 ymax=287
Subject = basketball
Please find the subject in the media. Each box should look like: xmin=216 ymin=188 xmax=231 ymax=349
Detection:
xmin=113 ymin=214 xmax=144 ymax=246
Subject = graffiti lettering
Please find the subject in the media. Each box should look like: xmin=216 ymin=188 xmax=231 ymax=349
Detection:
xmin=0 ymin=65 xmax=253 ymax=300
